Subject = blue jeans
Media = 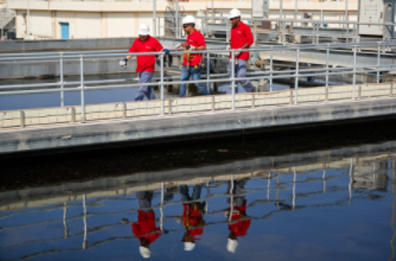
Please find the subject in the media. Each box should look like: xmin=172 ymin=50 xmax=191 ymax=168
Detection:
xmin=179 ymin=185 xmax=202 ymax=201
xmin=179 ymin=65 xmax=209 ymax=97
xmin=136 ymin=191 xmax=153 ymax=210
xmin=227 ymin=179 xmax=248 ymax=207
xmin=134 ymin=71 xmax=156 ymax=101
xmin=222 ymin=59 xmax=255 ymax=94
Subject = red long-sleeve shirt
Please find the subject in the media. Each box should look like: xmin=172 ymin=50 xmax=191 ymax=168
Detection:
xmin=183 ymin=29 xmax=206 ymax=66
xmin=230 ymin=21 xmax=254 ymax=60
xmin=128 ymin=36 xmax=163 ymax=73
xmin=227 ymin=204 xmax=251 ymax=237
xmin=131 ymin=210 xmax=161 ymax=244
xmin=183 ymin=204 xmax=204 ymax=240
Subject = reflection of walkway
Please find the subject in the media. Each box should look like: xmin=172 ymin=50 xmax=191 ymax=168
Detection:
xmin=226 ymin=178 xmax=251 ymax=254
xmin=1 ymin=158 xmax=394 ymax=261
xmin=179 ymin=185 xmax=206 ymax=252
xmin=2 ymin=149 xmax=396 ymax=212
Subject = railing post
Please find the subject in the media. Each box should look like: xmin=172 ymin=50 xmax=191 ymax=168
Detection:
xmin=82 ymin=193 xmax=87 ymax=250
xmin=80 ymin=55 xmax=85 ymax=123
xmin=228 ymin=175 xmax=234 ymax=222
xmin=270 ymin=47 xmax=273 ymax=92
xmin=160 ymin=182 xmax=164 ymax=231
xmin=352 ymin=46 xmax=357 ymax=100
xmin=63 ymin=202 xmax=68 ymax=239
xmin=294 ymin=47 xmax=300 ymax=104
xmin=20 ymin=111 xmax=25 ymax=128
xmin=160 ymin=52 xmax=165 ymax=116
xmin=60 ymin=52 xmax=64 ymax=107
xmin=325 ymin=44 xmax=329 ymax=102
xmin=226 ymin=18 xmax=230 ymax=43
xmin=267 ymin=173 xmax=271 ymax=200
xmin=322 ymin=167 xmax=327 ymax=193
xmin=231 ymin=50 xmax=236 ymax=110
xmin=292 ymin=167 xmax=297 ymax=209
xmin=206 ymin=51 xmax=210 ymax=93
xmin=348 ymin=158 xmax=353 ymax=201
xmin=377 ymin=43 xmax=381 ymax=84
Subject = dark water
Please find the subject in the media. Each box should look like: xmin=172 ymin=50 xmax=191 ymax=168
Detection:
xmin=1 ymin=119 xmax=396 ymax=261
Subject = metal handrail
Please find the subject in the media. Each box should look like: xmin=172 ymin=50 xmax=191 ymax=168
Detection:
xmin=0 ymin=41 xmax=395 ymax=122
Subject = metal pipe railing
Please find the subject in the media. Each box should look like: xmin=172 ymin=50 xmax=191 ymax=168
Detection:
xmin=0 ymin=42 xmax=395 ymax=121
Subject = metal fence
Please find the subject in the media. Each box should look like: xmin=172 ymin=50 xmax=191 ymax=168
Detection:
xmin=0 ymin=41 xmax=396 ymax=126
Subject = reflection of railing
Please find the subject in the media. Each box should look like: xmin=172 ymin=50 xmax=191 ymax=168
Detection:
xmin=0 ymin=157 xmax=394 ymax=260
xmin=0 ymin=41 xmax=395 ymax=128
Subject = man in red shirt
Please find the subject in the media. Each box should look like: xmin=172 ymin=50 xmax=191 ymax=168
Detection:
xmin=225 ymin=178 xmax=251 ymax=254
xmin=227 ymin=8 xmax=256 ymax=93
xmin=122 ymin=191 xmax=161 ymax=259
xmin=179 ymin=184 xmax=206 ymax=251
xmin=120 ymin=24 xmax=169 ymax=101
xmin=178 ymin=15 xmax=209 ymax=97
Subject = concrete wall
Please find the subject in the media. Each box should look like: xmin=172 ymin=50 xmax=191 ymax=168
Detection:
xmin=106 ymin=13 xmax=136 ymax=37
xmin=1 ymin=93 xmax=396 ymax=154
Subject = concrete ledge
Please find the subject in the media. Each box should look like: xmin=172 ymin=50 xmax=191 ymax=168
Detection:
xmin=1 ymin=83 xmax=395 ymax=129
xmin=1 ymin=95 xmax=396 ymax=154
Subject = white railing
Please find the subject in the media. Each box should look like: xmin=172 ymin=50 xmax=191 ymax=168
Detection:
xmin=0 ymin=41 xmax=395 ymax=125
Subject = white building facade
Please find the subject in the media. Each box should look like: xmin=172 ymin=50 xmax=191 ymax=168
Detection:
xmin=7 ymin=0 xmax=358 ymax=40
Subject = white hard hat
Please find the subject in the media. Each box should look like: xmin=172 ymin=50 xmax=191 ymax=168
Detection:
xmin=139 ymin=246 xmax=151 ymax=258
xmin=184 ymin=242 xmax=196 ymax=251
xmin=182 ymin=15 xmax=195 ymax=25
xmin=226 ymin=238 xmax=238 ymax=253
xmin=138 ymin=24 xmax=150 ymax=35
xmin=228 ymin=8 xmax=241 ymax=19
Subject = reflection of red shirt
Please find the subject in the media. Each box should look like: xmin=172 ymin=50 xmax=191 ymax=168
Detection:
xmin=230 ymin=21 xmax=254 ymax=60
xmin=131 ymin=210 xmax=161 ymax=244
xmin=227 ymin=204 xmax=251 ymax=237
xmin=128 ymin=36 xmax=163 ymax=72
xmin=183 ymin=30 xmax=206 ymax=66
xmin=183 ymin=204 xmax=204 ymax=240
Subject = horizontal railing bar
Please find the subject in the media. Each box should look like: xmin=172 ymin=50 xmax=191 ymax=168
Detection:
xmin=0 ymin=42 xmax=395 ymax=61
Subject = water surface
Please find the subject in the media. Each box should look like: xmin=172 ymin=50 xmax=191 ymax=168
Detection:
xmin=1 ymin=119 xmax=396 ymax=261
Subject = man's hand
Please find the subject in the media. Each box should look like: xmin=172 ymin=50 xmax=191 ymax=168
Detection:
xmin=119 ymin=58 xmax=128 ymax=68
xmin=163 ymin=48 xmax=170 ymax=55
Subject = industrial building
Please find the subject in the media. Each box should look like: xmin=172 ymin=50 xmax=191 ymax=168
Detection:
xmin=5 ymin=0 xmax=364 ymax=40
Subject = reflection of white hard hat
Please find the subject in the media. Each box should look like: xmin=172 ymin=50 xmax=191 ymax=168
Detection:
xmin=182 ymin=15 xmax=195 ymax=25
xmin=138 ymin=24 xmax=150 ymax=35
xmin=228 ymin=8 xmax=241 ymax=19
xmin=226 ymin=238 xmax=238 ymax=253
xmin=184 ymin=242 xmax=196 ymax=251
xmin=139 ymin=246 xmax=151 ymax=258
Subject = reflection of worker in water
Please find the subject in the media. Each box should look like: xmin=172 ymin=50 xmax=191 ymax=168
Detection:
xmin=225 ymin=178 xmax=251 ymax=254
xmin=179 ymin=184 xmax=206 ymax=252
xmin=122 ymin=191 xmax=161 ymax=259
